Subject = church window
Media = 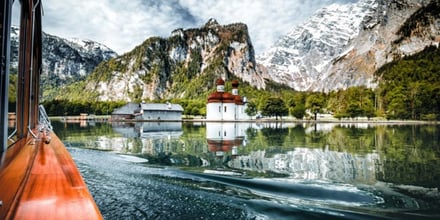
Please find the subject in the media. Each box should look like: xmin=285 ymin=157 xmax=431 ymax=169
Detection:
xmin=224 ymin=106 xmax=227 ymax=112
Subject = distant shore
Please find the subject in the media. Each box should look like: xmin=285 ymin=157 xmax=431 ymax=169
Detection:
xmin=45 ymin=115 xmax=439 ymax=125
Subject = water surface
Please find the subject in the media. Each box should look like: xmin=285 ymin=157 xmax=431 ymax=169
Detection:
xmin=55 ymin=121 xmax=440 ymax=219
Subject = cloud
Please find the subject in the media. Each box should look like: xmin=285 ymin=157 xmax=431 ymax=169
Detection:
xmin=13 ymin=0 xmax=358 ymax=54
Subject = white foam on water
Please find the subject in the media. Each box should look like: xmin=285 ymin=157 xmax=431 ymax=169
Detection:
xmin=118 ymin=154 xmax=149 ymax=163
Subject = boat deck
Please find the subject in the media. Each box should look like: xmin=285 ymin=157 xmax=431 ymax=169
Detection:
xmin=0 ymin=133 xmax=102 ymax=219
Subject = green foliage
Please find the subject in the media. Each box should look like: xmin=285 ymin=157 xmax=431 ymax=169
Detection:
xmin=328 ymin=87 xmax=376 ymax=120
xmin=8 ymin=73 xmax=17 ymax=103
xmin=188 ymin=49 xmax=202 ymax=78
xmin=306 ymin=93 xmax=326 ymax=120
xmin=285 ymin=92 xmax=306 ymax=119
xmin=291 ymin=104 xmax=306 ymax=119
xmin=90 ymin=58 xmax=120 ymax=83
xmin=261 ymin=97 xmax=288 ymax=120
xmin=245 ymin=101 xmax=258 ymax=118
xmin=39 ymin=18 xmax=438 ymax=122
xmin=172 ymin=99 xmax=206 ymax=116
xmin=41 ymin=100 xmax=126 ymax=116
xmin=376 ymin=45 xmax=440 ymax=120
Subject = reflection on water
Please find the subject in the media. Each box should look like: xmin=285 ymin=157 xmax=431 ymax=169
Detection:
xmin=229 ymin=147 xmax=379 ymax=184
xmin=55 ymin=121 xmax=440 ymax=219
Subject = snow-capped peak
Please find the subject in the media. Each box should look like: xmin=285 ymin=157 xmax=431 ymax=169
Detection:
xmin=65 ymin=37 xmax=117 ymax=60
xmin=257 ymin=0 xmax=378 ymax=91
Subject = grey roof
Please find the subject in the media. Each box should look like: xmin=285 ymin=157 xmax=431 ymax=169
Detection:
xmin=140 ymin=103 xmax=184 ymax=112
xmin=112 ymin=103 xmax=140 ymax=114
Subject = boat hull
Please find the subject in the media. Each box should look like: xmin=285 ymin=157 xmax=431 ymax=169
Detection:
xmin=0 ymin=133 xmax=102 ymax=219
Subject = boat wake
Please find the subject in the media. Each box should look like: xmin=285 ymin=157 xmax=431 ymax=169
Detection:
xmin=69 ymin=147 xmax=440 ymax=220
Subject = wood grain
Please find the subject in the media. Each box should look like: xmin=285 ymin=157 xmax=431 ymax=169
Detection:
xmin=0 ymin=133 xmax=102 ymax=219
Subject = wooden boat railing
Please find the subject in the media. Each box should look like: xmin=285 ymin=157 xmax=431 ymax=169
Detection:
xmin=1 ymin=1 xmax=102 ymax=219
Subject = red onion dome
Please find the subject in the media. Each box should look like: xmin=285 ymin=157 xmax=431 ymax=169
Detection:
xmin=231 ymin=79 xmax=239 ymax=88
xmin=234 ymin=95 xmax=243 ymax=105
xmin=207 ymin=139 xmax=243 ymax=152
xmin=208 ymin=92 xmax=223 ymax=103
xmin=216 ymin=78 xmax=225 ymax=85
xmin=222 ymin=92 xmax=235 ymax=103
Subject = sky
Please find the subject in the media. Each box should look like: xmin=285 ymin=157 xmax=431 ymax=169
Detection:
xmin=13 ymin=0 xmax=357 ymax=55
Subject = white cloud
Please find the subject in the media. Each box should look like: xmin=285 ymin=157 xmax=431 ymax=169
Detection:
xmin=13 ymin=0 xmax=357 ymax=54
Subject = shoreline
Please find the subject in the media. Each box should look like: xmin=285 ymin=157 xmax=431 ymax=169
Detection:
xmin=44 ymin=115 xmax=438 ymax=125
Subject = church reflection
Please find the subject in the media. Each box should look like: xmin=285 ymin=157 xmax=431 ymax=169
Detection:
xmin=206 ymin=122 xmax=250 ymax=157
xmin=108 ymin=122 xmax=381 ymax=184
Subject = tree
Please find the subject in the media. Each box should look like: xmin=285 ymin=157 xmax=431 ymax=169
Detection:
xmin=306 ymin=93 xmax=326 ymax=120
xmin=261 ymin=97 xmax=288 ymax=120
xmin=286 ymin=93 xmax=306 ymax=119
xmin=386 ymin=86 xmax=409 ymax=119
xmin=245 ymin=101 xmax=258 ymax=119
xmin=375 ymin=45 xmax=440 ymax=120
xmin=346 ymin=102 xmax=363 ymax=119
xmin=291 ymin=104 xmax=306 ymax=119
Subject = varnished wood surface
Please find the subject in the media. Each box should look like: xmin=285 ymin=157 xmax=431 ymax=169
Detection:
xmin=0 ymin=138 xmax=36 ymax=219
xmin=0 ymin=133 xmax=103 ymax=219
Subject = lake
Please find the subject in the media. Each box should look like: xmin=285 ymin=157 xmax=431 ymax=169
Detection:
xmin=53 ymin=121 xmax=440 ymax=219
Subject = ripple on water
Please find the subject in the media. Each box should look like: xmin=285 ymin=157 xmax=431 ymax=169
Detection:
xmin=68 ymin=147 xmax=440 ymax=220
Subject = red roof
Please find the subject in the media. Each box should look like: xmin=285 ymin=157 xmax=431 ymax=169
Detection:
xmin=216 ymin=78 xmax=225 ymax=85
xmin=234 ymin=95 xmax=243 ymax=105
xmin=207 ymin=92 xmax=223 ymax=103
xmin=231 ymin=79 xmax=239 ymax=88
xmin=207 ymin=139 xmax=243 ymax=152
xmin=208 ymin=92 xmax=237 ymax=103
xmin=208 ymin=78 xmax=244 ymax=104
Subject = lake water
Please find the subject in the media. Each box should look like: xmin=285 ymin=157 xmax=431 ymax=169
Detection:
xmin=54 ymin=121 xmax=440 ymax=219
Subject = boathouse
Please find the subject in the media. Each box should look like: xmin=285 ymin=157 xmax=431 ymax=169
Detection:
xmin=111 ymin=102 xmax=184 ymax=121
xmin=111 ymin=102 xmax=140 ymax=120
xmin=140 ymin=102 xmax=183 ymax=121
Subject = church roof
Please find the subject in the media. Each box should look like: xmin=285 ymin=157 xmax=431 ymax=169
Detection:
xmin=234 ymin=95 xmax=243 ymax=105
xmin=207 ymin=92 xmax=236 ymax=103
xmin=207 ymin=139 xmax=243 ymax=152
xmin=216 ymin=78 xmax=225 ymax=85
xmin=140 ymin=103 xmax=183 ymax=112
xmin=231 ymin=79 xmax=239 ymax=88
xmin=208 ymin=78 xmax=244 ymax=104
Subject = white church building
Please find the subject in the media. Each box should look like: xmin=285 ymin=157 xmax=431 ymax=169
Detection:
xmin=206 ymin=78 xmax=250 ymax=121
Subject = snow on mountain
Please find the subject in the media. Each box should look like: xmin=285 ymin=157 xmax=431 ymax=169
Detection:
xmin=257 ymin=0 xmax=378 ymax=91
xmin=10 ymin=27 xmax=117 ymax=86
xmin=258 ymin=0 xmax=439 ymax=92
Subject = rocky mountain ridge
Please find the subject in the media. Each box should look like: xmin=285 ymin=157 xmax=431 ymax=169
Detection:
xmin=10 ymin=27 xmax=117 ymax=86
xmin=11 ymin=0 xmax=439 ymax=102
xmin=258 ymin=0 xmax=439 ymax=92
xmin=66 ymin=19 xmax=270 ymax=102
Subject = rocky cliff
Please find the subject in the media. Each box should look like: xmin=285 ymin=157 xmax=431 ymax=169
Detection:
xmin=10 ymin=27 xmax=117 ymax=86
xmin=258 ymin=0 xmax=439 ymax=92
xmin=73 ymin=19 xmax=270 ymax=102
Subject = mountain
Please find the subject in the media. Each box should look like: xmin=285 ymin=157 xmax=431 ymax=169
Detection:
xmin=62 ymin=19 xmax=270 ymax=102
xmin=10 ymin=27 xmax=117 ymax=87
xmin=258 ymin=0 xmax=439 ymax=92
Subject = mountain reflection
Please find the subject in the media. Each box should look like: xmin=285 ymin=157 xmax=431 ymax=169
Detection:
xmin=55 ymin=121 xmax=440 ymax=188
xmin=229 ymin=147 xmax=379 ymax=184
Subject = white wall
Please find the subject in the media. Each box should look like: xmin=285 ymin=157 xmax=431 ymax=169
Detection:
xmin=207 ymin=103 xmax=222 ymax=120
